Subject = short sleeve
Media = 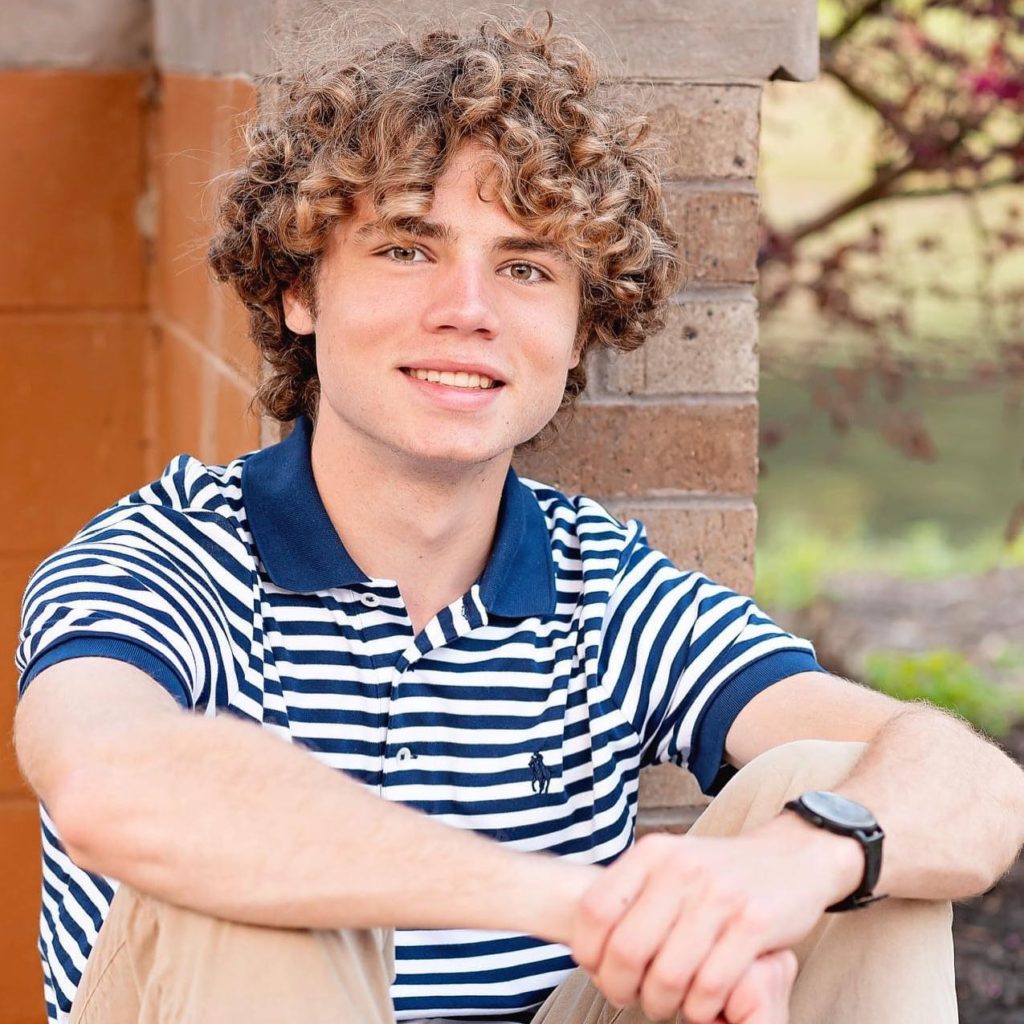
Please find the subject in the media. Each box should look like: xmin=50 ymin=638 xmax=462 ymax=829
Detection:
xmin=598 ymin=522 xmax=825 ymax=796
xmin=15 ymin=506 xmax=235 ymax=710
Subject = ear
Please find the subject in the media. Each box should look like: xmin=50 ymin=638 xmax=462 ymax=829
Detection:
xmin=569 ymin=323 xmax=589 ymax=370
xmin=282 ymin=286 xmax=316 ymax=336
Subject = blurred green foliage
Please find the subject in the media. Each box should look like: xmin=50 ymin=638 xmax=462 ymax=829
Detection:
xmin=864 ymin=649 xmax=1024 ymax=737
xmin=755 ymin=520 xmax=1024 ymax=612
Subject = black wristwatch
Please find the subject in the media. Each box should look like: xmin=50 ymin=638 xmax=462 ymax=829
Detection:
xmin=783 ymin=790 xmax=887 ymax=913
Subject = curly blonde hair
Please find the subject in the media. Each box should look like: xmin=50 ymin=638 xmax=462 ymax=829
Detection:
xmin=208 ymin=12 xmax=679 ymax=438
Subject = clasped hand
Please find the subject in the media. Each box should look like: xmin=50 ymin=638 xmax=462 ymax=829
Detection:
xmin=569 ymin=826 xmax=846 ymax=1023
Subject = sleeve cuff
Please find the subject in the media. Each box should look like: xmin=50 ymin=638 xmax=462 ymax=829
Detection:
xmin=18 ymin=636 xmax=193 ymax=709
xmin=688 ymin=650 xmax=824 ymax=796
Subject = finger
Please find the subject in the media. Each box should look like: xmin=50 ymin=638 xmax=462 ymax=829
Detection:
xmin=682 ymin=909 xmax=772 ymax=1024
xmin=722 ymin=950 xmax=798 ymax=1024
xmin=590 ymin=864 xmax=694 ymax=1010
xmin=573 ymin=841 xmax=668 ymax=971
xmin=635 ymin=885 xmax=735 ymax=1022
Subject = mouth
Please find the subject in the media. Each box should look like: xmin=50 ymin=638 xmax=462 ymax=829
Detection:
xmin=400 ymin=367 xmax=505 ymax=390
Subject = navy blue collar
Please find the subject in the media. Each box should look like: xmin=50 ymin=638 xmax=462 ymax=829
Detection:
xmin=241 ymin=416 xmax=556 ymax=618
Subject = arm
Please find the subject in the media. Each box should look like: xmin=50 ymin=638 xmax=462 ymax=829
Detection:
xmin=569 ymin=671 xmax=1024 ymax=1023
xmin=14 ymin=657 xmax=595 ymax=942
xmin=728 ymin=670 xmax=1024 ymax=900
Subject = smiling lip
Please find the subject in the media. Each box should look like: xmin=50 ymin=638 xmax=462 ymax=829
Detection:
xmin=400 ymin=361 xmax=507 ymax=384
xmin=400 ymin=368 xmax=505 ymax=410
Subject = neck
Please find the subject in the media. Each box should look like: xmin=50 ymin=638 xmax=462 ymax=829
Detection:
xmin=309 ymin=415 xmax=509 ymax=630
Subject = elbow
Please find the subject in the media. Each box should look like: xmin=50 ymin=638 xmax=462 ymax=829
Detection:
xmin=975 ymin=758 xmax=1024 ymax=895
xmin=48 ymin=764 xmax=158 ymax=879
xmin=48 ymin=765 xmax=116 ymax=871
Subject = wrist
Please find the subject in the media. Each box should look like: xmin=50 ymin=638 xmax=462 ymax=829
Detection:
xmin=503 ymin=853 xmax=601 ymax=945
xmin=757 ymin=811 xmax=865 ymax=910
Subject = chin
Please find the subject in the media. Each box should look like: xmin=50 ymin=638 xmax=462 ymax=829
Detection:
xmin=396 ymin=431 xmax=517 ymax=468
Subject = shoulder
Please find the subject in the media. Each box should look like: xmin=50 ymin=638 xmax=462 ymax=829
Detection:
xmin=74 ymin=451 xmax=252 ymax=551
xmin=28 ymin=450 xmax=259 ymax=603
xmin=517 ymin=476 xmax=652 ymax=571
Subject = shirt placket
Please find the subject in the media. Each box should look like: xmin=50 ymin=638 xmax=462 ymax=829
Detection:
xmin=350 ymin=581 xmax=407 ymax=796
xmin=381 ymin=584 xmax=490 ymax=794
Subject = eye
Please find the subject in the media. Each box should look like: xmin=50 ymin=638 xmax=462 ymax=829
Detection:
xmin=503 ymin=262 xmax=549 ymax=283
xmin=382 ymin=245 xmax=427 ymax=263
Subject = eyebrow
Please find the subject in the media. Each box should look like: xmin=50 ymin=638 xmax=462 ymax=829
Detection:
xmin=353 ymin=219 xmax=568 ymax=261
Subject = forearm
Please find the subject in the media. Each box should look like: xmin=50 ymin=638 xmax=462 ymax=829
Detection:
xmin=833 ymin=706 xmax=1024 ymax=899
xmin=54 ymin=711 xmax=595 ymax=941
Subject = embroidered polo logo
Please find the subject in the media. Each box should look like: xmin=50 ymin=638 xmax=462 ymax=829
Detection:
xmin=529 ymin=751 xmax=552 ymax=794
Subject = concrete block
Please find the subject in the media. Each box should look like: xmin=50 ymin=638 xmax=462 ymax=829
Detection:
xmin=0 ymin=800 xmax=45 ymax=1022
xmin=639 ymin=763 xmax=709 ymax=810
xmin=604 ymin=299 xmax=759 ymax=397
xmin=0 ymin=70 xmax=147 ymax=310
xmin=666 ymin=187 xmax=761 ymax=285
xmin=155 ymin=0 xmax=817 ymax=82
xmin=1 ymin=0 xmax=149 ymax=69
xmin=605 ymin=500 xmax=758 ymax=593
xmin=0 ymin=312 xmax=148 ymax=551
xmin=514 ymin=399 xmax=758 ymax=499
xmin=642 ymin=83 xmax=761 ymax=181
xmin=155 ymin=0 xmax=275 ymax=75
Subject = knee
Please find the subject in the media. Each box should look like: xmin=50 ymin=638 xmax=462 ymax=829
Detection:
xmin=726 ymin=739 xmax=867 ymax=802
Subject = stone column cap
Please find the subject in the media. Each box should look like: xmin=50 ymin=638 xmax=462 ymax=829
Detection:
xmin=152 ymin=0 xmax=818 ymax=82
xmin=2 ymin=0 xmax=150 ymax=69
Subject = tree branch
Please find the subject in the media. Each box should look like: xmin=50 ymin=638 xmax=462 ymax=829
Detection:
xmin=823 ymin=60 xmax=911 ymax=142
xmin=782 ymin=160 xmax=913 ymax=246
xmin=866 ymin=173 xmax=1024 ymax=204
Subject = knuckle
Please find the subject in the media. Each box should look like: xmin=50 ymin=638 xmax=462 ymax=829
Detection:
xmin=597 ymin=978 xmax=636 ymax=1010
xmin=579 ymin=891 xmax=618 ymax=926
xmin=702 ymin=878 xmax=739 ymax=910
xmin=693 ymin=966 xmax=726 ymax=1001
xmin=681 ymin=995 xmax=718 ymax=1024
xmin=646 ymin=961 xmax=684 ymax=992
xmin=672 ymin=853 xmax=701 ymax=881
xmin=606 ymin=938 xmax=647 ymax=971
xmin=641 ymin=994 xmax=678 ymax=1021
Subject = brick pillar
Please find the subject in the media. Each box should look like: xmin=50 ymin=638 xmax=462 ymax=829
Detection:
xmin=149 ymin=74 xmax=261 ymax=468
xmin=511 ymin=3 xmax=819 ymax=826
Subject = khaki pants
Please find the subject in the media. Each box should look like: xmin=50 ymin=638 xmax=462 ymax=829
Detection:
xmin=69 ymin=741 xmax=957 ymax=1024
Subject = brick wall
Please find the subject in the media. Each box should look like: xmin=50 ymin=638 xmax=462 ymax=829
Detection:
xmin=0 ymin=66 xmax=150 ymax=1024
xmin=1 ymin=1 xmax=816 ymax=1019
xmin=150 ymin=73 xmax=261 ymax=468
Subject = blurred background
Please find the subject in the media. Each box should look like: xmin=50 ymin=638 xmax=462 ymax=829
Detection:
xmin=755 ymin=3 xmax=1024 ymax=1017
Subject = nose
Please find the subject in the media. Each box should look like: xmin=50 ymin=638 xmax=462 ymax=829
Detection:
xmin=422 ymin=259 xmax=500 ymax=339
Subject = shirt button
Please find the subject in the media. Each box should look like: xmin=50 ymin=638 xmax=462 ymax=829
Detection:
xmin=396 ymin=747 xmax=413 ymax=761
xmin=361 ymin=593 xmax=381 ymax=608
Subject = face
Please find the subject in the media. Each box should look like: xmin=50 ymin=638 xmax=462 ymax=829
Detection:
xmin=283 ymin=143 xmax=583 ymax=473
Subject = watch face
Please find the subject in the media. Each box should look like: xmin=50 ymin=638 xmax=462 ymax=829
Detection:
xmin=802 ymin=791 xmax=877 ymax=830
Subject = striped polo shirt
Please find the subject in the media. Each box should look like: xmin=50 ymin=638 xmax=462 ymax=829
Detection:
xmin=16 ymin=415 xmax=822 ymax=1024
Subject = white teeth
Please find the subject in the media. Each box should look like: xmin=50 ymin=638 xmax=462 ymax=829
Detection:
xmin=408 ymin=368 xmax=497 ymax=389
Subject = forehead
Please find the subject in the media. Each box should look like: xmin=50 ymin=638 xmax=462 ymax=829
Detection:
xmin=347 ymin=147 xmax=511 ymax=225
xmin=344 ymin=150 xmax=572 ymax=263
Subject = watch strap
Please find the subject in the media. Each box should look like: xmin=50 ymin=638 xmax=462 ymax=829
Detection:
xmin=783 ymin=796 xmax=887 ymax=913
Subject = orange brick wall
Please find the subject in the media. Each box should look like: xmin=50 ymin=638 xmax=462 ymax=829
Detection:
xmin=0 ymin=69 xmax=260 ymax=1023
xmin=0 ymin=69 xmax=150 ymax=1024
xmin=150 ymin=74 xmax=260 ymax=469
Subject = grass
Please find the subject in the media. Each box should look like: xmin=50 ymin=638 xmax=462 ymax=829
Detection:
xmin=864 ymin=649 xmax=1024 ymax=736
xmin=755 ymin=522 xmax=1024 ymax=737
xmin=754 ymin=519 xmax=1024 ymax=613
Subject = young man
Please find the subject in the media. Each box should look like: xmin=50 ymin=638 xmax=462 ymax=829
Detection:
xmin=14 ymin=14 xmax=1024 ymax=1024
